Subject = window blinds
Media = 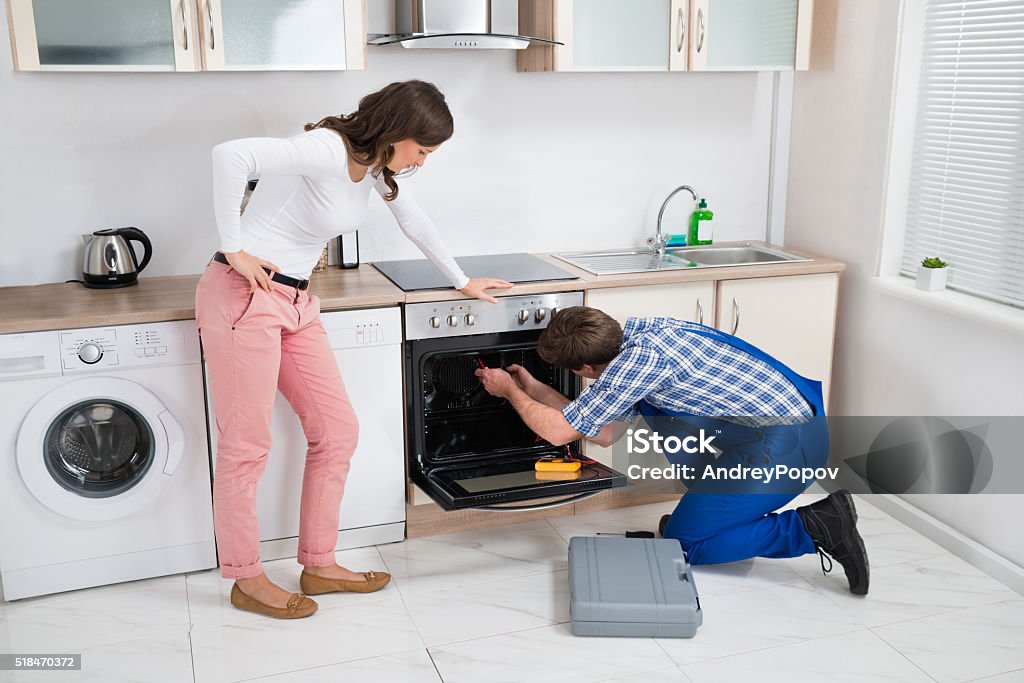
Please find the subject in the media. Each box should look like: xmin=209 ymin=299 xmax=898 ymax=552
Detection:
xmin=901 ymin=0 xmax=1024 ymax=308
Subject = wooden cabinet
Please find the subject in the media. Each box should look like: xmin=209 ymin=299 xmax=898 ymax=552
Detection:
xmin=715 ymin=273 xmax=838 ymax=407
xmin=585 ymin=281 xmax=714 ymax=326
xmin=7 ymin=0 xmax=365 ymax=71
xmin=518 ymin=0 xmax=812 ymax=72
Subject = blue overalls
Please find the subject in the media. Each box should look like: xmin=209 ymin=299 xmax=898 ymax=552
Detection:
xmin=639 ymin=325 xmax=829 ymax=565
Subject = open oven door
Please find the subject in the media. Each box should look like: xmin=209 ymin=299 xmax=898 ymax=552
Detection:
xmin=415 ymin=456 xmax=627 ymax=511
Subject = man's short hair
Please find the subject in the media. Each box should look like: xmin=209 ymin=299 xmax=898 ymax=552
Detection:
xmin=537 ymin=306 xmax=622 ymax=370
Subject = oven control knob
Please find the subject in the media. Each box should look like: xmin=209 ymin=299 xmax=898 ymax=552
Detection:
xmin=447 ymin=315 xmax=459 ymax=327
xmin=429 ymin=316 xmax=441 ymax=329
xmin=551 ymin=307 xmax=561 ymax=318
xmin=464 ymin=314 xmax=476 ymax=326
xmin=517 ymin=308 xmax=531 ymax=323
xmin=78 ymin=342 xmax=103 ymax=364
xmin=535 ymin=308 xmax=547 ymax=323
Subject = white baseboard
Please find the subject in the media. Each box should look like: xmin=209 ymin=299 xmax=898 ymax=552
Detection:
xmin=869 ymin=494 xmax=1024 ymax=596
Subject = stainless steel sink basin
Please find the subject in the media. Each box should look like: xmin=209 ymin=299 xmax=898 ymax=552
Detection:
xmin=554 ymin=243 xmax=810 ymax=275
xmin=551 ymin=249 xmax=698 ymax=276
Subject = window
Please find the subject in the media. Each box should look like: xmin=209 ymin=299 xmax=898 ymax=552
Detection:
xmin=893 ymin=0 xmax=1024 ymax=309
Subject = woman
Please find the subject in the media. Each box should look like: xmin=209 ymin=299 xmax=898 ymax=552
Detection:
xmin=195 ymin=80 xmax=511 ymax=619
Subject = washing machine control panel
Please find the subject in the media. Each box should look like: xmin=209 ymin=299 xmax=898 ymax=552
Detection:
xmin=60 ymin=322 xmax=199 ymax=372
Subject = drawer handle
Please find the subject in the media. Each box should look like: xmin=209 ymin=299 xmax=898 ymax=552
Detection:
xmin=731 ymin=297 xmax=740 ymax=335
xmin=696 ymin=298 xmax=704 ymax=325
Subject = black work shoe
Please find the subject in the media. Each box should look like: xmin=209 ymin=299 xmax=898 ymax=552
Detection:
xmin=796 ymin=490 xmax=870 ymax=595
xmin=659 ymin=514 xmax=670 ymax=538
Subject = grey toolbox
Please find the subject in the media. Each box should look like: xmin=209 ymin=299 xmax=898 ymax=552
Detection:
xmin=569 ymin=536 xmax=702 ymax=638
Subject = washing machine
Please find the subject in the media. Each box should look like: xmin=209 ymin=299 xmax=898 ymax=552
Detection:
xmin=0 ymin=320 xmax=216 ymax=601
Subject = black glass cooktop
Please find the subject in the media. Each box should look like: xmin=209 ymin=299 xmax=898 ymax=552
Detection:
xmin=372 ymin=253 xmax=579 ymax=292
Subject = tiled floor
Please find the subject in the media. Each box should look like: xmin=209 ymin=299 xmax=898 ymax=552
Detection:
xmin=1 ymin=494 xmax=1022 ymax=683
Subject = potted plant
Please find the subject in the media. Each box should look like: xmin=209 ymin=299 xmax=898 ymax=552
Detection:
xmin=915 ymin=257 xmax=948 ymax=291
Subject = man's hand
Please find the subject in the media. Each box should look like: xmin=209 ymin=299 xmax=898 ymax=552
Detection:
xmin=506 ymin=363 xmax=539 ymax=394
xmin=223 ymin=250 xmax=282 ymax=293
xmin=475 ymin=367 xmax=516 ymax=398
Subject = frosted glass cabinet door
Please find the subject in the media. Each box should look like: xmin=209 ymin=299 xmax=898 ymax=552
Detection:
xmin=201 ymin=0 xmax=361 ymax=71
xmin=691 ymin=0 xmax=807 ymax=71
xmin=8 ymin=0 xmax=196 ymax=71
xmin=563 ymin=0 xmax=670 ymax=71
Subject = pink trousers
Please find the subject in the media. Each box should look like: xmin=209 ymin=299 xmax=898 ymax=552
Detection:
xmin=195 ymin=259 xmax=358 ymax=579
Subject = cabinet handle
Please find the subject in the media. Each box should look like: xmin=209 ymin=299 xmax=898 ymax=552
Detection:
xmin=696 ymin=8 xmax=705 ymax=54
xmin=696 ymin=298 xmax=704 ymax=325
xmin=206 ymin=0 xmax=216 ymax=51
xmin=731 ymin=297 xmax=740 ymax=335
xmin=676 ymin=7 xmax=685 ymax=53
xmin=180 ymin=0 xmax=188 ymax=50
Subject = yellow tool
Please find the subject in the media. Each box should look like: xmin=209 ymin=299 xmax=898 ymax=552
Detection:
xmin=535 ymin=458 xmax=582 ymax=472
xmin=535 ymin=470 xmax=581 ymax=482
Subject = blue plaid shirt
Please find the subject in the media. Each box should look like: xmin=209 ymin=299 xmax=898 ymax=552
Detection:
xmin=562 ymin=317 xmax=814 ymax=437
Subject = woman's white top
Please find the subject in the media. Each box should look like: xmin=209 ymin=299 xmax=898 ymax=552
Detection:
xmin=211 ymin=127 xmax=469 ymax=287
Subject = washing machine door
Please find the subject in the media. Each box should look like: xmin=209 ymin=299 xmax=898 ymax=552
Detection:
xmin=16 ymin=377 xmax=185 ymax=521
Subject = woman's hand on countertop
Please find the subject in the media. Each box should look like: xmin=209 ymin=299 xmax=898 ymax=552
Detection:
xmin=223 ymin=250 xmax=282 ymax=293
xmin=459 ymin=277 xmax=514 ymax=304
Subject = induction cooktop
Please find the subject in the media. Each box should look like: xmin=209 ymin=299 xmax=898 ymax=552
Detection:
xmin=372 ymin=253 xmax=579 ymax=292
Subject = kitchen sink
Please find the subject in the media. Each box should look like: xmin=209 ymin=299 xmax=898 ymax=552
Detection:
xmin=554 ymin=243 xmax=810 ymax=275
xmin=550 ymin=249 xmax=699 ymax=276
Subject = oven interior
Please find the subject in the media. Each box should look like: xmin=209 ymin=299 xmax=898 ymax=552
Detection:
xmin=417 ymin=345 xmax=579 ymax=464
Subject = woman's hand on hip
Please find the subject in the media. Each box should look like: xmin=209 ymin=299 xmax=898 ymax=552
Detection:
xmin=223 ymin=250 xmax=282 ymax=293
xmin=459 ymin=277 xmax=513 ymax=304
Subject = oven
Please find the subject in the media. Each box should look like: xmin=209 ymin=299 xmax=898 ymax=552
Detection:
xmin=405 ymin=292 xmax=626 ymax=510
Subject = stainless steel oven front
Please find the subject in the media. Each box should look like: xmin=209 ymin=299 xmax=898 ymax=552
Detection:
xmin=404 ymin=292 xmax=626 ymax=510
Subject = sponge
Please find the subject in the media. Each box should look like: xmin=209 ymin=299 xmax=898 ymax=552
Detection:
xmin=666 ymin=234 xmax=688 ymax=247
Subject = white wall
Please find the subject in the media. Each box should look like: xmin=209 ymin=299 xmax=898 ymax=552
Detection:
xmin=785 ymin=0 xmax=1024 ymax=567
xmin=0 ymin=7 xmax=776 ymax=287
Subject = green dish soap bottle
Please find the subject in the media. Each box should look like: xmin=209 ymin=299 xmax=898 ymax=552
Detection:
xmin=688 ymin=198 xmax=714 ymax=246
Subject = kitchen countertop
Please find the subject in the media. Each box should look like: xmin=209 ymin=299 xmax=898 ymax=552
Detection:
xmin=0 ymin=242 xmax=844 ymax=333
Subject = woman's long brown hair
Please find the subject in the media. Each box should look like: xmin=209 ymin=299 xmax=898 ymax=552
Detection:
xmin=305 ymin=80 xmax=454 ymax=201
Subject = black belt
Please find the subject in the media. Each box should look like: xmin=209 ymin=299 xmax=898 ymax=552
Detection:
xmin=212 ymin=252 xmax=309 ymax=290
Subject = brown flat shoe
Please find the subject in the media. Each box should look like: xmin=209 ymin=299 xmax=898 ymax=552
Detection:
xmin=299 ymin=569 xmax=392 ymax=595
xmin=230 ymin=583 xmax=318 ymax=619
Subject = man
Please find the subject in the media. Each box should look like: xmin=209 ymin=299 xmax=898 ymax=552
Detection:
xmin=475 ymin=306 xmax=869 ymax=595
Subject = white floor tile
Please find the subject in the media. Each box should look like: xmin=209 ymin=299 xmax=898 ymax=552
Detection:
xmin=966 ymin=670 xmax=1024 ymax=683
xmin=189 ymin=599 xmax=424 ymax=683
xmin=601 ymin=667 xmax=691 ymax=682
xmin=689 ymin=558 xmax=805 ymax=597
xmin=76 ymin=631 xmax=194 ymax=683
xmin=873 ymin=599 xmax=1024 ymax=683
xmin=429 ymin=623 xmax=675 ymax=683
xmin=655 ymin=581 xmax=862 ymax=665
xmin=810 ymin=553 xmax=1020 ymax=628
xmin=378 ymin=521 xmax=569 ymax=596
xmin=401 ymin=570 xmax=569 ymax=646
xmin=680 ymin=629 xmax=933 ymax=683
xmin=185 ymin=546 xmax=397 ymax=629
xmin=0 ymin=575 xmax=189 ymax=653
xmin=237 ymin=649 xmax=442 ymax=683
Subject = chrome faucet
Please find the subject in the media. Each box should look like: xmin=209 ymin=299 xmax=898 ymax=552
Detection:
xmin=649 ymin=185 xmax=699 ymax=256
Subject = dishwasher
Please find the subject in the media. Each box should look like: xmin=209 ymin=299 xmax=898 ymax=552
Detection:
xmin=202 ymin=307 xmax=406 ymax=560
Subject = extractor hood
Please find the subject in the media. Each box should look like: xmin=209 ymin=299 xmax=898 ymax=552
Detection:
xmin=368 ymin=0 xmax=561 ymax=50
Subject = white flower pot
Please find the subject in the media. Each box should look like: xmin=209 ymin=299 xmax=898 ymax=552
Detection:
xmin=915 ymin=265 xmax=948 ymax=291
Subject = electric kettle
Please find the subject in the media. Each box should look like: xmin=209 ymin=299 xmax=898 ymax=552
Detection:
xmin=81 ymin=227 xmax=152 ymax=289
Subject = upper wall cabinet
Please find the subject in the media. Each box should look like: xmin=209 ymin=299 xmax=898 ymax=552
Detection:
xmin=517 ymin=0 xmax=811 ymax=72
xmin=7 ymin=0 xmax=366 ymax=72
xmin=690 ymin=0 xmax=812 ymax=71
